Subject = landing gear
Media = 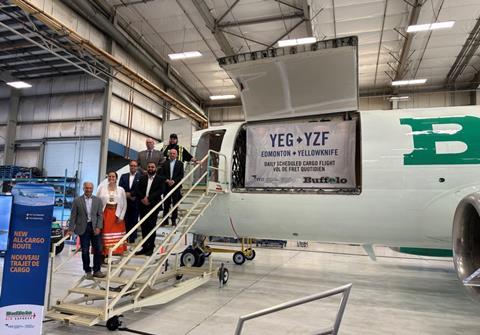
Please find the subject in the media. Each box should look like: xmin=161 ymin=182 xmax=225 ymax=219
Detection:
xmin=233 ymin=251 xmax=246 ymax=265
xmin=106 ymin=315 xmax=122 ymax=331
xmin=244 ymin=248 xmax=256 ymax=261
xmin=180 ymin=247 xmax=197 ymax=267
xmin=180 ymin=246 xmax=206 ymax=267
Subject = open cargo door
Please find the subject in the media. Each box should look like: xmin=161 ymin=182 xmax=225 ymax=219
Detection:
xmin=222 ymin=37 xmax=361 ymax=193
xmin=219 ymin=37 xmax=359 ymax=122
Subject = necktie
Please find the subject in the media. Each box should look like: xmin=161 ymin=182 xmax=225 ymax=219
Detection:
xmin=147 ymin=151 xmax=152 ymax=160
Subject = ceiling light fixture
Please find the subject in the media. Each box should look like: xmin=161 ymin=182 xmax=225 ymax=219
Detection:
xmin=168 ymin=51 xmax=202 ymax=60
xmin=391 ymin=79 xmax=427 ymax=86
xmin=388 ymin=96 xmax=409 ymax=101
xmin=277 ymin=37 xmax=317 ymax=47
xmin=407 ymin=21 xmax=455 ymax=33
xmin=6 ymin=81 xmax=32 ymax=89
xmin=209 ymin=94 xmax=236 ymax=100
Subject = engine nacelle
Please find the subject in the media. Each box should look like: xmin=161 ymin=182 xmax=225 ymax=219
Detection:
xmin=452 ymin=193 xmax=480 ymax=301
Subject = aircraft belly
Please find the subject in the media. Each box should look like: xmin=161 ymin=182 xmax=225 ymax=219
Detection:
xmin=192 ymin=191 xmax=452 ymax=248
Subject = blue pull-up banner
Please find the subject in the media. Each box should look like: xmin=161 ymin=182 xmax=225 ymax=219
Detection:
xmin=0 ymin=184 xmax=55 ymax=335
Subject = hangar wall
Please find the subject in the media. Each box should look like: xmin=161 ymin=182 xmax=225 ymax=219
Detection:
xmin=0 ymin=74 xmax=104 ymax=186
xmin=0 ymin=0 xmax=203 ymax=185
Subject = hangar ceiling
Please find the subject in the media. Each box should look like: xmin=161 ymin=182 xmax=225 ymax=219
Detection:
xmin=1 ymin=0 xmax=480 ymax=106
xmin=107 ymin=0 xmax=480 ymax=100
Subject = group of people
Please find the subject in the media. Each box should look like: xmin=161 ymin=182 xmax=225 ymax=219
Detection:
xmin=68 ymin=134 xmax=195 ymax=279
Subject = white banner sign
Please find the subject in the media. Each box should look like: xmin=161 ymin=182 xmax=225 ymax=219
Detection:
xmin=246 ymin=121 xmax=356 ymax=188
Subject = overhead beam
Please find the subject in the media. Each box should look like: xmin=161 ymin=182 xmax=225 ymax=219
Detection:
xmin=0 ymin=36 xmax=39 ymax=50
xmin=60 ymin=0 xmax=206 ymax=117
xmin=0 ymin=51 xmax=71 ymax=61
xmin=0 ymin=27 xmax=30 ymax=38
xmin=217 ymin=13 xmax=303 ymax=28
xmin=90 ymin=0 xmax=204 ymax=103
xmin=332 ymin=0 xmax=336 ymax=38
xmin=0 ymin=53 xmax=75 ymax=65
xmin=15 ymin=70 xmax=85 ymax=80
xmin=112 ymin=0 xmax=155 ymax=8
xmin=191 ymin=0 xmax=235 ymax=56
xmin=0 ymin=58 xmax=75 ymax=70
xmin=268 ymin=18 xmax=305 ymax=48
xmin=4 ymin=89 xmax=20 ymax=166
xmin=99 ymin=37 xmax=112 ymax=183
xmin=446 ymin=16 xmax=480 ymax=84
xmin=373 ymin=0 xmax=388 ymax=88
xmin=10 ymin=0 xmax=207 ymax=126
xmin=215 ymin=0 xmax=240 ymax=25
xmin=302 ymin=0 xmax=313 ymax=37
xmin=11 ymin=65 xmax=79 ymax=76
xmin=219 ymin=28 xmax=269 ymax=47
xmin=273 ymin=0 xmax=303 ymax=12
xmin=394 ymin=0 xmax=422 ymax=81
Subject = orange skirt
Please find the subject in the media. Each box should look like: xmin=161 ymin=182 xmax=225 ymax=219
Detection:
xmin=102 ymin=205 xmax=127 ymax=255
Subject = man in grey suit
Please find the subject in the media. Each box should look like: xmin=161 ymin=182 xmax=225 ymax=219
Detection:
xmin=68 ymin=181 xmax=105 ymax=279
xmin=138 ymin=137 xmax=165 ymax=175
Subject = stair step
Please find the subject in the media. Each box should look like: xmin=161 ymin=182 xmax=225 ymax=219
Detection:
xmin=93 ymin=275 xmax=129 ymax=284
xmin=178 ymin=208 xmax=203 ymax=213
xmin=53 ymin=303 xmax=103 ymax=317
xmin=45 ymin=310 xmax=99 ymax=326
xmin=102 ymin=261 xmax=144 ymax=271
xmin=102 ymin=262 xmax=162 ymax=271
xmin=69 ymin=287 xmax=119 ymax=298
xmin=94 ymin=274 xmax=150 ymax=285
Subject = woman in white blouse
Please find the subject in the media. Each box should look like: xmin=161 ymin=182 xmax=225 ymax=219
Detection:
xmin=96 ymin=171 xmax=127 ymax=255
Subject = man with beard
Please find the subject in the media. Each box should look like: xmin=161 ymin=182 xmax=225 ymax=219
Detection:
xmin=135 ymin=162 xmax=163 ymax=256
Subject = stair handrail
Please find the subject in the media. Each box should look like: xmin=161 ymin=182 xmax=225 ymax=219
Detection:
xmin=205 ymin=150 xmax=228 ymax=186
xmin=47 ymin=233 xmax=76 ymax=310
xmin=106 ymin=169 xmax=209 ymax=310
xmin=234 ymin=283 xmax=352 ymax=335
xmin=104 ymin=150 xmax=226 ymax=312
xmin=109 ymin=149 xmax=224 ymax=254
xmin=130 ymin=193 xmax=215 ymax=303
xmin=108 ymin=151 xmax=207 ymax=255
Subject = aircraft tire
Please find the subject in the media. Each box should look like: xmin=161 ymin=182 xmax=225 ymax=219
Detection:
xmin=233 ymin=251 xmax=246 ymax=265
xmin=245 ymin=249 xmax=256 ymax=261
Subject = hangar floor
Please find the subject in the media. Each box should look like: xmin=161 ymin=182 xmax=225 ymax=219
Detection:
xmin=1 ymin=242 xmax=479 ymax=334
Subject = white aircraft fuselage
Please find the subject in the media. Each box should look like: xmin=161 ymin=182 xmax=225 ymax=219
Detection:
xmin=191 ymin=105 xmax=480 ymax=249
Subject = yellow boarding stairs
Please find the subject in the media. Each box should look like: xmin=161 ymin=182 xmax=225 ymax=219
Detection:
xmin=45 ymin=150 xmax=229 ymax=330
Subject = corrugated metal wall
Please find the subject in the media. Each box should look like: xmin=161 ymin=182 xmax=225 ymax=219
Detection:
xmin=0 ymin=75 xmax=104 ymax=185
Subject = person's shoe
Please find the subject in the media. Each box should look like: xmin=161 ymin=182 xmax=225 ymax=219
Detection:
xmin=135 ymin=249 xmax=146 ymax=255
xmin=85 ymin=272 xmax=93 ymax=280
xmin=145 ymin=250 xmax=153 ymax=256
xmin=93 ymin=271 xmax=106 ymax=278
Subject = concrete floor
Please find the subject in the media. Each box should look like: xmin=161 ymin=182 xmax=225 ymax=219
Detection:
xmin=1 ymin=242 xmax=480 ymax=334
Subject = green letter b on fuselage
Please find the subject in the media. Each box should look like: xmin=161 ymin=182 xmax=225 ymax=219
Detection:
xmin=401 ymin=116 xmax=480 ymax=165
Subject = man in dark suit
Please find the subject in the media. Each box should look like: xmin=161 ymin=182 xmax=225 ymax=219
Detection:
xmin=138 ymin=137 xmax=165 ymax=175
xmin=135 ymin=162 xmax=163 ymax=256
xmin=119 ymin=160 xmax=142 ymax=243
xmin=160 ymin=148 xmax=184 ymax=226
xmin=68 ymin=181 xmax=105 ymax=279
